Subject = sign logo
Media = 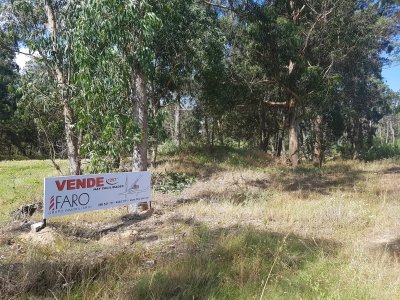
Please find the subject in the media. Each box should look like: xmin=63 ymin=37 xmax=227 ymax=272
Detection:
xmin=106 ymin=178 xmax=118 ymax=185
xmin=49 ymin=195 xmax=55 ymax=210
xmin=119 ymin=174 xmax=148 ymax=198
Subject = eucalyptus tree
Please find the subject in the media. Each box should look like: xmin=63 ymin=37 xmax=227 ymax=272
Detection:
xmin=215 ymin=0 xmax=397 ymax=165
xmin=225 ymin=0 xmax=324 ymax=165
xmin=326 ymin=1 xmax=399 ymax=159
xmin=18 ymin=60 xmax=66 ymax=171
xmin=74 ymin=0 xmax=161 ymax=172
xmin=74 ymin=0 xmax=226 ymax=168
xmin=1 ymin=0 xmax=82 ymax=174
xmin=73 ymin=38 xmax=138 ymax=172
xmin=150 ymin=0 xmax=218 ymax=149
xmin=0 ymin=31 xmax=20 ymax=155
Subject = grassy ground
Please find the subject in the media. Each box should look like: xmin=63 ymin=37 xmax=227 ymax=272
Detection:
xmin=1 ymin=148 xmax=400 ymax=299
xmin=0 ymin=160 xmax=68 ymax=223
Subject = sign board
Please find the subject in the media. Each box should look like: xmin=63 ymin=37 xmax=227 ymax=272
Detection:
xmin=44 ymin=171 xmax=151 ymax=218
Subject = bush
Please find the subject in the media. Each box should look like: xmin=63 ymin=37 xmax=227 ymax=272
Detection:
xmin=362 ymin=142 xmax=400 ymax=161
xmin=153 ymin=172 xmax=195 ymax=193
xmin=331 ymin=140 xmax=400 ymax=161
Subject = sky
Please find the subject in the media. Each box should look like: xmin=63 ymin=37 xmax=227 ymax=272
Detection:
xmin=15 ymin=51 xmax=400 ymax=93
xmin=382 ymin=63 xmax=400 ymax=92
xmin=15 ymin=51 xmax=31 ymax=70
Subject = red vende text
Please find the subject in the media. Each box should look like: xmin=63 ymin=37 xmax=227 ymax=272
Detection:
xmin=55 ymin=177 xmax=104 ymax=191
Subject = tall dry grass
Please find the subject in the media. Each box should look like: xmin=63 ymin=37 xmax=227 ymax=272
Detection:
xmin=1 ymin=152 xmax=400 ymax=299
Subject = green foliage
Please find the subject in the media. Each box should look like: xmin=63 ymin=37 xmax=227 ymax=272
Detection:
xmin=17 ymin=61 xmax=64 ymax=157
xmin=0 ymin=30 xmax=38 ymax=157
xmin=362 ymin=140 xmax=400 ymax=161
xmin=333 ymin=139 xmax=400 ymax=161
xmin=153 ymin=172 xmax=195 ymax=194
xmin=72 ymin=0 xmax=164 ymax=172
xmin=0 ymin=0 xmax=398 ymax=166
xmin=158 ymin=140 xmax=180 ymax=156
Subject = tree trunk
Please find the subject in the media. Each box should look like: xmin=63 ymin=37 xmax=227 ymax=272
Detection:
xmin=367 ymin=120 xmax=374 ymax=148
xmin=259 ymin=103 xmax=268 ymax=151
xmin=45 ymin=0 xmax=80 ymax=175
xmin=151 ymin=144 xmax=158 ymax=168
xmin=211 ymin=120 xmax=215 ymax=147
xmin=378 ymin=126 xmax=382 ymax=140
xmin=386 ymin=120 xmax=389 ymax=144
xmin=173 ymin=94 xmax=181 ymax=147
xmin=217 ymin=120 xmax=224 ymax=146
xmin=64 ymin=104 xmax=81 ymax=175
xmin=280 ymin=132 xmax=286 ymax=163
xmin=277 ymin=118 xmax=284 ymax=158
xmin=204 ymin=116 xmax=210 ymax=145
xmin=288 ymin=100 xmax=299 ymax=166
xmin=129 ymin=68 xmax=149 ymax=214
xmin=131 ymin=68 xmax=148 ymax=172
xmin=352 ymin=121 xmax=363 ymax=159
xmin=313 ymin=114 xmax=323 ymax=167
xmin=389 ymin=119 xmax=395 ymax=145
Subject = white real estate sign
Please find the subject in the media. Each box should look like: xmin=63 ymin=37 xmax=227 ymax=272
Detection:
xmin=44 ymin=171 xmax=151 ymax=218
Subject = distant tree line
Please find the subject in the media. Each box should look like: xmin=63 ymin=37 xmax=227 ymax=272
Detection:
xmin=0 ymin=0 xmax=399 ymax=173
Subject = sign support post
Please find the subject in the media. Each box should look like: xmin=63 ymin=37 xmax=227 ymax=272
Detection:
xmin=31 ymin=217 xmax=47 ymax=232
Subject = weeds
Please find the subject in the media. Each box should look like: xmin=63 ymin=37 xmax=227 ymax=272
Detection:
xmin=153 ymin=172 xmax=195 ymax=194
xmin=1 ymin=152 xmax=400 ymax=299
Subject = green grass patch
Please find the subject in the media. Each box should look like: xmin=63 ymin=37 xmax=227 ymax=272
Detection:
xmin=0 ymin=160 xmax=67 ymax=223
xmin=127 ymin=227 xmax=340 ymax=300
xmin=2 ymin=154 xmax=400 ymax=299
xmin=153 ymin=172 xmax=195 ymax=194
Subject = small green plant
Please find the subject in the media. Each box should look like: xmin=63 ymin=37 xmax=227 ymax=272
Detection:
xmin=158 ymin=140 xmax=180 ymax=156
xmin=153 ymin=172 xmax=195 ymax=193
xmin=362 ymin=142 xmax=400 ymax=161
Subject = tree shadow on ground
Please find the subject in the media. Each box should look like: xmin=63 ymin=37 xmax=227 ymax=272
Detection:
xmin=0 ymin=254 xmax=107 ymax=298
xmin=128 ymin=222 xmax=341 ymax=300
xmin=269 ymin=163 xmax=364 ymax=195
xmin=374 ymin=237 xmax=400 ymax=259
xmin=49 ymin=208 xmax=155 ymax=240
xmin=173 ymin=187 xmax=268 ymax=207
xmin=154 ymin=159 xmax=224 ymax=181
xmin=382 ymin=167 xmax=400 ymax=174
xmin=155 ymin=146 xmax=274 ymax=178
xmin=0 ymin=220 xmax=342 ymax=299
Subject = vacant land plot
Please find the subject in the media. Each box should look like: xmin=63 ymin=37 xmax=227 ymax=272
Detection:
xmin=1 ymin=150 xmax=400 ymax=299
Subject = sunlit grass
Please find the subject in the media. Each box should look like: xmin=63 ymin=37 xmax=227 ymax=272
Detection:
xmin=1 ymin=153 xmax=400 ymax=299
xmin=0 ymin=160 xmax=68 ymax=223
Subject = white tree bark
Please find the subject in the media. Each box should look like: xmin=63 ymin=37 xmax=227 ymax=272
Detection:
xmin=44 ymin=0 xmax=80 ymax=175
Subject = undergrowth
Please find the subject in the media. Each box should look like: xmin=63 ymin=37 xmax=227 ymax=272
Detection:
xmin=153 ymin=172 xmax=195 ymax=194
xmin=1 ymin=150 xmax=400 ymax=299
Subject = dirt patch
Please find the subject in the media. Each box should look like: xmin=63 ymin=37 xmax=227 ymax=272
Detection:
xmin=48 ymin=208 xmax=156 ymax=241
xmin=99 ymin=229 xmax=139 ymax=246
xmin=20 ymin=227 xmax=59 ymax=245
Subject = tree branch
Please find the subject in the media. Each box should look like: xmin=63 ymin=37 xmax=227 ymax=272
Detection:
xmin=263 ymin=100 xmax=288 ymax=107
xmin=201 ymin=0 xmax=232 ymax=11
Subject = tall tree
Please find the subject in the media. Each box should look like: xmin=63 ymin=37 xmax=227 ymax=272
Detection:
xmin=74 ymin=0 xmax=161 ymax=172
xmin=2 ymin=0 xmax=81 ymax=174
xmin=0 ymin=31 xmax=19 ymax=155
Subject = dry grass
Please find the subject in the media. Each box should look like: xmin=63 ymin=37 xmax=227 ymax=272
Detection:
xmin=1 ymin=152 xmax=400 ymax=299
